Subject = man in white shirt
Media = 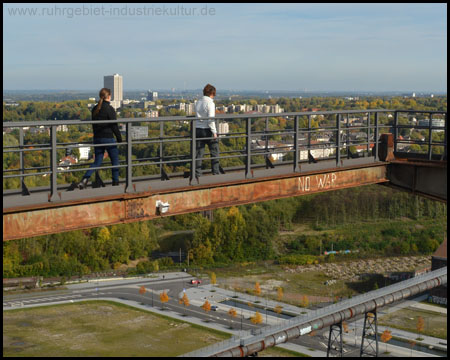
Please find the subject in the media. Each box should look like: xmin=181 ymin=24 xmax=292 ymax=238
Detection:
xmin=194 ymin=84 xmax=219 ymax=178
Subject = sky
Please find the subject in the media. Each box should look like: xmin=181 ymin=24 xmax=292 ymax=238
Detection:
xmin=3 ymin=3 xmax=447 ymax=92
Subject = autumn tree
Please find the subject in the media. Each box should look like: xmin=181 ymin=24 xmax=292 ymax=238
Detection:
xmin=201 ymin=299 xmax=212 ymax=321
xmin=201 ymin=299 xmax=211 ymax=312
xmin=300 ymin=295 xmax=309 ymax=308
xmin=251 ymin=311 xmax=263 ymax=325
xmin=277 ymin=287 xmax=283 ymax=301
xmin=228 ymin=308 xmax=237 ymax=329
xmin=210 ymin=272 xmax=217 ymax=285
xmin=179 ymin=292 xmax=190 ymax=316
xmin=380 ymin=329 xmax=392 ymax=353
xmin=160 ymin=290 xmax=169 ymax=310
xmin=139 ymin=285 xmax=146 ymax=295
xmin=342 ymin=321 xmax=349 ymax=333
xmin=254 ymin=282 xmax=261 ymax=296
xmin=416 ymin=316 xmax=425 ymax=337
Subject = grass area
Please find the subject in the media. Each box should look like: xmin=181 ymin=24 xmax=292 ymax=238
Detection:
xmin=420 ymin=300 xmax=448 ymax=309
xmin=378 ymin=306 xmax=447 ymax=340
xmin=214 ymin=262 xmax=354 ymax=307
xmin=3 ymin=300 xmax=231 ymax=357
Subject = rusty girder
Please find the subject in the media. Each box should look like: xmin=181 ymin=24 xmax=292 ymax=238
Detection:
xmin=3 ymin=164 xmax=388 ymax=241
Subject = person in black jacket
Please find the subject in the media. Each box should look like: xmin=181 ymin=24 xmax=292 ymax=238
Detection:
xmin=78 ymin=87 xmax=122 ymax=189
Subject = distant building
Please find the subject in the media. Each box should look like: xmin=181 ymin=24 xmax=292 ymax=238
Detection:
xmin=235 ymin=104 xmax=247 ymax=112
xmin=122 ymin=99 xmax=140 ymax=108
xmin=78 ymin=145 xmax=91 ymax=160
xmin=216 ymin=105 xmax=227 ymax=113
xmin=145 ymin=110 xmax=159 ymax=118
xmin=218 ymin=122 xmax=229 ymax=136
xmin=140 ymin=101 xmax=154 ymax=109
xmin=299 ymin=143 xmax=335 ymax=161
xmin=56 ymin=124 xmax=68 ymax=132
xmin=29 ymin=126 xmax=49 ymax=135
xmin=130 ymin=126 xmax=148 ymax=139
xmin=58 ymin=155 xmax=78 ymax=171
xmin=104 ymin=73 xmax=123 ymax=110
xmin=429 ymin=238 xmax=447 ymax=305
xmin=185 ymin=103 xmax=195 ymax=116
xmin=147 ymin=90 xmax=158 ymax=101
xmin=418 ymin=119 xmax=445 ymax=129
xmin=269 ymin=104 xmax=283 ymax=113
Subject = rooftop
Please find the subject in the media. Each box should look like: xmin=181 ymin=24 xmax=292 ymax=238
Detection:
xmin=433 ymin=238 xmax=447 ymax=259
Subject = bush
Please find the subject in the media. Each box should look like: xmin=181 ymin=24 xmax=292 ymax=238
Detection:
xmin=277 ymin=254 xmax=317 ymax=265
xmin=157 ymin=257 xmax=174 ymax=268
xmin=136 ymin=260 xmax=159 ymax=274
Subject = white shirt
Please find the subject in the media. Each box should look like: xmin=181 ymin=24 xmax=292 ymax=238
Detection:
xmin=195 ymin=96 xmax=216 ymax=135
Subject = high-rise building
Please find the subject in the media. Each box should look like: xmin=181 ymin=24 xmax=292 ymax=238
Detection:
xmin=147 ymin=90 xmax=158 ymax=101
xmin=218 ymin=122 xmax=229 ymax=137
xmin=104 ymin=74 xmax=123 ymax=110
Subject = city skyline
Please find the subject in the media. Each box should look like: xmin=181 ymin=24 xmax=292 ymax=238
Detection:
xmin=3 ymin=3 xmax=447 ymax=92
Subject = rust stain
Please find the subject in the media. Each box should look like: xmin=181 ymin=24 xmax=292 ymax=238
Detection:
xmin=3 ymin=165 xmax=388 ymax=241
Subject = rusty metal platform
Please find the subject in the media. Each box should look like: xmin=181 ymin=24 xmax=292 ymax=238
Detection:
xmin=3 ymin=163 xmax=388 ymax=241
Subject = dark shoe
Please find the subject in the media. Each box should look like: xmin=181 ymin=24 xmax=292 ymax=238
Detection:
xmin=78 ymin=178 xmax=89 ymax=189
xmin=112 ymin=181 xmax=120 ymax=186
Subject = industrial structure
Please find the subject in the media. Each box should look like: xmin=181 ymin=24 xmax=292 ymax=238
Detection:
xmin=182 ymin=266 xmax=447 ymax=357
xmin=3 ymin=109 xmax=447 ymax=241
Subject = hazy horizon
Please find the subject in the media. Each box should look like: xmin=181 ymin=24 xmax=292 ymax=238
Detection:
xmin=3 ymin=88 xmax=446 ymax=94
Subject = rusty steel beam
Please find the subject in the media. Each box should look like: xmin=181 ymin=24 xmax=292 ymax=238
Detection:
xmin=386 ymin=159 xmax=447 ymax=203
xmin=3 ymin=164 xmax=388 ymax=241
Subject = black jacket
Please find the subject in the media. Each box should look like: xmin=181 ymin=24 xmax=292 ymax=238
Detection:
xmin=91 ymin=100 xmax=122 ymax=142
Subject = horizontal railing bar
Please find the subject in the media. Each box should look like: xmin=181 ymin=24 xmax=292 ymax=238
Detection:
xmin=2 ymin=109 xmax=402 ymax=128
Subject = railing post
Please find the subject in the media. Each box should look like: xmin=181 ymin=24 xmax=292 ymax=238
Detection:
xmin=374 ymin=112 xmax=379 ymax=161
xmin=19 ymin=127 xmax=30 ymax=195
xmin=265 ymin=116 xmax=269 ymax=160
xmin=125 ymin=122 xmax=134 ymax=193
xmin=294 ymin=115 xmax=300 ymax=172
xmin=428 ymin=112 xmax=433 ymax=160
xmin=246 ymin=117 xmax=252 ymax=178
xmin=444 ymin=112 xmax=448 ymax=161
xmin=49 ymin=125 xmax=58 ymax=202
xmin=394 ymin=111 xmax=398 ymax=153
xmin=191 ymin=119 xmax=196 ymax=181
xmin=336 ymin=113 xmax=341 ymax=166
xmin=308 ymin=115 xmax=312 ymax=156
xmin=160 ymin=120 xmax=164 ymax=178
xmin=346 ymin=113 xmax=350 ymax=159
xmin=19 ymin=127 xmax=24 ymax=179
xmin=367 ymin=112 xmax=371 ymax=155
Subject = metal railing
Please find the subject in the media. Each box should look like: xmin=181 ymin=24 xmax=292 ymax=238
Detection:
xmin=3 ymin=109 xmax=447 ymax=207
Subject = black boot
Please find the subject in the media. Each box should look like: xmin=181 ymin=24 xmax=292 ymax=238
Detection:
xmin=78 ymin=178 xmax=89 ymax=189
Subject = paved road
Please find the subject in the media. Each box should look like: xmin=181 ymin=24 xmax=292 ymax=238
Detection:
xmin=3 ymin=273 xmax=446 ymax=357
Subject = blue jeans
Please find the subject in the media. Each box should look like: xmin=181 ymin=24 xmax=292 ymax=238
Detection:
xmin=82 ymin=138 xmax=119 ymax=182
